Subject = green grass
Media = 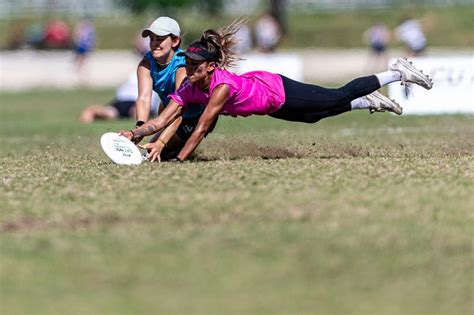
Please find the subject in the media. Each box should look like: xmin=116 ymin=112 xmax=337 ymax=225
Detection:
xmin=1 ymin=89 xmax=473 ymax=314
xmin=1 ymin=5 xmax=474 ymax=49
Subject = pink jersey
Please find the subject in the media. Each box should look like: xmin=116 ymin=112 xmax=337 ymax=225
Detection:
xmin=169 ymin=68 xmax=286 ymax=117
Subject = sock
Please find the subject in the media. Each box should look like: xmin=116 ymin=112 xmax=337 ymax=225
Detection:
xmin=375 ymin=70 xmax=401 ymax=87
xmin=351 ymin=96 xmax=371 ymax=110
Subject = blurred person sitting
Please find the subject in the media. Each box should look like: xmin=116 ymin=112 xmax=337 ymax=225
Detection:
xmin=73 ymin=17 xmax=96 ymax=72
xmin=79 ymin=72 xmax=159 ymax=123
xmin=43 ymin=19 xmax=71 ymax=49
xmin=255 ymin=12 xmax=281 ymax=53
xmin=395 ymin=17 xmax=427 ymax=57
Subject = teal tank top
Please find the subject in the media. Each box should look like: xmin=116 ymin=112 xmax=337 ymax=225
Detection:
xmin=145 ymin=49 xmax=203 ymax=118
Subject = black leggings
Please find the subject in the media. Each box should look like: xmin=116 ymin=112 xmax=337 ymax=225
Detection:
xmin=270 ymin=75 xmax=381 ymax=123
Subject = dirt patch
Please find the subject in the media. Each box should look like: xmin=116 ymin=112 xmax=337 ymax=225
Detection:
xmin=191 ymin=139 xmax=307 ymax=161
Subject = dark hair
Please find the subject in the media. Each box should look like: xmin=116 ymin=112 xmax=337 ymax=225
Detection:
xmin=199 ymin=18 xmax=247 ymax=68
xmin=170 ymin=34 xmax=182 ymax=49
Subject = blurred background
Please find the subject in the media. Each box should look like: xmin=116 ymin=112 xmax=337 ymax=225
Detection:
xmin=0 ymin=0 xmax=473 ymax=90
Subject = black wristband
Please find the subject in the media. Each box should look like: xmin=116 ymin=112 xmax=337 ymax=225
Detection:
xmin=135 ymin=120 xmax=145 ymax=127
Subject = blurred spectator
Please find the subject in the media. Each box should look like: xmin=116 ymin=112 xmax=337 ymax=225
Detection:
xmin=25 ymin=22 xmax=44 ymax=49
xmin=133 ymin=19 xmax=155 ymax=57
xmin=363 ymin=22 xmax=390 ymax=71
xmin=6 ymin=19 xmax=27 ymax=50
xmin=43 ymin=19 xmax=71 ymax=49
xmin=79 ymin=72 xmax=159 ymax=123
xmin=134 ymin=31 xmax=150 ymax=56
xmin=364 ymin=22 xmax=390 ymax=57
xmin=395 ymin=17 xmax=427 ymax=56
xmin=234 ymin=22 xmax=252 ymax=54
xmin=255 ymin=12 xmax=281 ymax=53
xmin=73 ymin=17 xmax=96 ymax=71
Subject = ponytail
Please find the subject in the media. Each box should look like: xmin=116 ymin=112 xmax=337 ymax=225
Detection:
xmin=199 ymin=18 xmax=247 ymax=69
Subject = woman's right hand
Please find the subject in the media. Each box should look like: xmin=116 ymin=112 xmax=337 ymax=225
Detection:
xmin=139 ymin=141 xmax=166 ymax=163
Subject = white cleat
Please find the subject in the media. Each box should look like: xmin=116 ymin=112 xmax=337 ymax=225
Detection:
xmin=390 ymin=57 xmax=433 ymax=90
xmin=364 ymin=91 xmax=403 ymax=115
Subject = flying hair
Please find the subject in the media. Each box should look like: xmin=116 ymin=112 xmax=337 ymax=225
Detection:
xmin=199 ymin=17 xmax=248 ymax=69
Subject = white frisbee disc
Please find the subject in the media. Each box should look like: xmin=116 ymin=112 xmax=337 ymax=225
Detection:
xmin=100 ymin=132 xmax=143 ymax=165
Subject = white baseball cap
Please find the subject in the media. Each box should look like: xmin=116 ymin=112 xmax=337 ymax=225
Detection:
xmin=142 ymin=17 xmax=180 ymax=38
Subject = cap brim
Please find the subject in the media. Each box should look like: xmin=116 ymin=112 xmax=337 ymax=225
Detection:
xmin=177 ymin=51 xmax=207 ymax=61
xmin=141 ymin=28 xmax=173 ymax=38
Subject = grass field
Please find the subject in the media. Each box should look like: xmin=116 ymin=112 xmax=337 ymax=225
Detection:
xmin=1 ymin=89 xmax=473 ymax=314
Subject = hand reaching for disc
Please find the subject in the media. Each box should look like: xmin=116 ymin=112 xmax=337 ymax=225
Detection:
xmin=118 ymin=130 xmax=143 ymax=144
xmin=118 ymin=130 xmax=133 ymax=140
xmin=138 ymin=141 xmax=166 ymax=163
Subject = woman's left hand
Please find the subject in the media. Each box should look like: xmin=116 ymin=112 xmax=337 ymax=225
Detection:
xmin=119 ymin=130 xmax=144 ymax=144
xmin=118 ymin=130 xmax=133 ymax=140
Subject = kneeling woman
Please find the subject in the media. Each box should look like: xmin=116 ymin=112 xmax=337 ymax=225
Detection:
xmin=120 ymin=21 xmax=433 ymax=162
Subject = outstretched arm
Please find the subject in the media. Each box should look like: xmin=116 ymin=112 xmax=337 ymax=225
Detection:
xmin=176 ymin=84 xmax=229 ymax=161
xmin=119 ymin=100 xmax=183 ymax=143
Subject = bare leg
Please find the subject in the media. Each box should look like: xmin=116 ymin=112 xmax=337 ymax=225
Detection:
xmin=79 ymin=105 xmax=119 ymax=123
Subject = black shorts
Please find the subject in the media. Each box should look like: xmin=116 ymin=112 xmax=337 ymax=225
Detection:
xmin=175 ymin=115 xmax=218 ymax=140
xmin=110 ymin=99 xmax=135 ymax=118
